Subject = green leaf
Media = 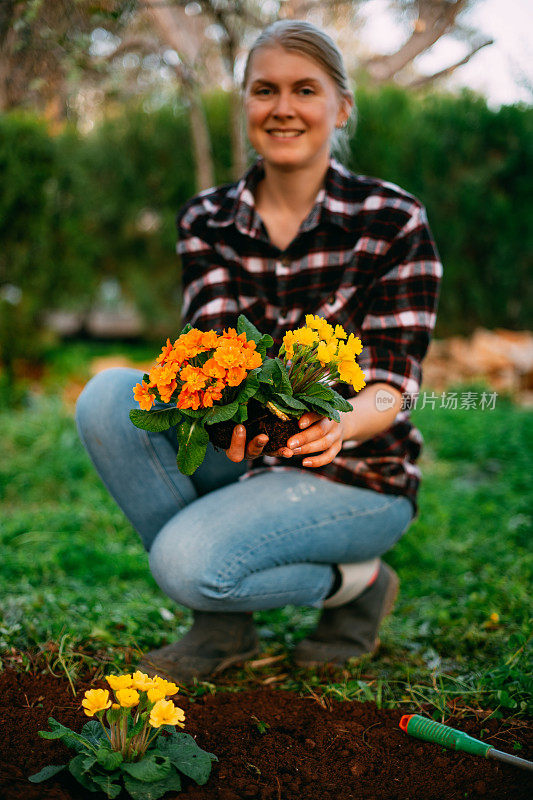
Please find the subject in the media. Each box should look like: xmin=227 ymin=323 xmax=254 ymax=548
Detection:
xmin=296 ymin=385 xmax=352 ymax=412
xmin=81 ymin=720 xmax=108 ymax=750
xmin=176 ymin=418 xmax=209 ymax=475
xmin=301 ymin=382 xmax=335 ymax=400
xmin=497 ymin=690 xmax=518 ymax=709
xmin=177 ymin=407 xmax=206 ymax=418
xmin=161 ymin=724 xmax=179 ymax=735
xmin=180 ymin=323 xmax=192 ymax=335
xmin=271 ymin=360 xmax=284 ymax=391
xmin=254 ymin=388 xmax=269 ymax=405
xmin=275 ymin=393 xmax=307 ymax=411
xmin=121 ymin=752 xmax=171 ymax=782
xmin=274 ymin=359 xmax=293 ymax=395
xmin=91 ymin=772 xmax=122 ymax=798
xmin=237 ymin=314 xmax=262 ymax=344
xmin=82 ymin=754 xmax=98 ymax=771
xmin=28 ymin=764 xmax=67 ymax=783
xmin=327 ymin=387 xmax=354 ymax=412
xmin=235 ymin=372 xmax=259 ymax=404
xmin=257 ymin=358 xmax=278 ymax=385
xmin=257 ymin=333 xmax=274 ymax=358
xmin=69 ymin=754 xmax=101 ymax=792
xmin=235 ymin=403 xmax=248 ymax=423
xmin=122 ymin=767 xmax=181 ymax=800
xmin=156 ymin=732 xmax=217 ymax=785
xmin=298 ymin=396 xmax=341 ymax=422
xmin=38 ymin=718 xmax=93 ymax=754
xmin=95 ymin=747 xmax=123 ymax=770
xmin=203 ymin=400 xmax=239 ymax=425
xmin=129 ymin=408 xmax=182 ymax=433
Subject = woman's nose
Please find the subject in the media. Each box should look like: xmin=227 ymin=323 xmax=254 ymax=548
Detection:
xmin=272 ymin=91 xmax=295 ymax=118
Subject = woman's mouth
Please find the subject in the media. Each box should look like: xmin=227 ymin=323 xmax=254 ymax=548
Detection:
xmin=266 ymin=129 xmax=304 ymax=139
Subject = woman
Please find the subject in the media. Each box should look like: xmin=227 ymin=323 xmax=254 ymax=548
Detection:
xmin=76 ymin=19 xmax=442 ymax=681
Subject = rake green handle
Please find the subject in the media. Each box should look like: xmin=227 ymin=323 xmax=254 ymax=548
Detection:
xmin=399 ymin=714 xmax=533 ymax=771
xmin=399 ymin=714 xmax=490 ymax=757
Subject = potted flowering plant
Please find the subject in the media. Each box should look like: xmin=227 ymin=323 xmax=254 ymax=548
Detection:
xmin=29 ymin=670 xmax=217 ymax=799
xmin=129 ymin=314 xmax=366 ymax=474
xmin=129 ymin=315 xmax=272 ymax=474
xmin=208 ymin=313 xmax=366 ymax=454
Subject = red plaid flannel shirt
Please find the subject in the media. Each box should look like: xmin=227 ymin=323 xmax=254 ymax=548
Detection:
xmin=176 ymin=158 xmax=442 ymax=519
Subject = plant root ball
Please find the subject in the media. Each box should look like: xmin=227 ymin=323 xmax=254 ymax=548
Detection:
xmin=207 ymin=401 xmax=300 ymax=455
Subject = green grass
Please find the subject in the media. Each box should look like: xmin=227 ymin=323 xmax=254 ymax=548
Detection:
xmin=1 ymin=354 xmax=531 ymax=719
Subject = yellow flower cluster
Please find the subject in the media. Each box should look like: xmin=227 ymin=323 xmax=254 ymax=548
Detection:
xmin=82 ymin=670 xmax=185 ymax=729
xmin=133 ymin=327 xmax=262 ymax=412
xmin=281 ymin=314 xmax=366 ymax=392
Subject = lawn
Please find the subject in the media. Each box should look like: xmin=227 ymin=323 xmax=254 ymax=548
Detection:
xmin=1 ymin=344 xmax=531 ymax=720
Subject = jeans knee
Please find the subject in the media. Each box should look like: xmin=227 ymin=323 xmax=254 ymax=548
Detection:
xmin=148 ymin=530 xmax=239 ymax=608
xmin=76 ymin=367 xmax=142 ymax=441
xmin=195 ymin=570 xmax=237 ymax=603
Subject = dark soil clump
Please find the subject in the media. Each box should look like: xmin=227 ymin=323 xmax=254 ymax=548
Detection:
xmin=1 ymin=666 xmax=532 ymax=799
xmin=208 ymin=400 xmax=300 ymax=454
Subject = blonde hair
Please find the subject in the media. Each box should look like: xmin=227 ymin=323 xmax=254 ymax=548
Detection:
xmin=242 ymin=19 xmax=356 ymax=161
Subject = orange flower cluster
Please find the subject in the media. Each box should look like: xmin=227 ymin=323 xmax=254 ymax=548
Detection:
xmin=133 ymin=327 xmax=262 ymax=412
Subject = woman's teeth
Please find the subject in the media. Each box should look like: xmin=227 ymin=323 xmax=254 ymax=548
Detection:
xmin=268 ymin=130 xmax=303 ymax=138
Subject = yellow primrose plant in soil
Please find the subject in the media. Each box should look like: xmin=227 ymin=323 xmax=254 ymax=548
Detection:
xmin=129 ymin=314 xmax=366 ymax=475
xmin=29 ymin=671 xmax=217 ymax=799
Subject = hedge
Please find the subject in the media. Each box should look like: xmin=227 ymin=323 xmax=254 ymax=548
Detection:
xmin=0 ymin=87 xmax=531 ymax=362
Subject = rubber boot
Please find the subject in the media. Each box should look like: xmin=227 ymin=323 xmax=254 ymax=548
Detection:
xmin=292 ymin=561 xmax=399 ymax=668
xmin=136 ymin=610 xmax=260 ymax=683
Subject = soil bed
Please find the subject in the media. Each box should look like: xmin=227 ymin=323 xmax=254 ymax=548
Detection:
xmin=1 ymin=667 xmax=531 ymax=800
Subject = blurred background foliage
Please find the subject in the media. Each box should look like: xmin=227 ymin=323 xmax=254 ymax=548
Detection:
xmin=1 ymin=1 xmax=532 ymax=386
xmin=1 ymin=85 xmax=531 ymax=365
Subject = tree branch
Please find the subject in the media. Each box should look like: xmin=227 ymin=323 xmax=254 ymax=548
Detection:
xmin=363 ymin=0 xmax=468 ymax=82
xmin=407 ymin=38 xmax=494 ymax=88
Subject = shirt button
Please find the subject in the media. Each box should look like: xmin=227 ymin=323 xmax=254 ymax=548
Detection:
xmin=280 ymin=257 xmax=291 ymax=268
xmin=280 ymin=307 xmax=288 ymax=317
xmin=328 ymin=295 xmax=336 ymax=305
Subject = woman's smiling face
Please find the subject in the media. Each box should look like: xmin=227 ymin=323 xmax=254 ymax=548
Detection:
xmin=244 ymin=45 xmax=350 ymax=170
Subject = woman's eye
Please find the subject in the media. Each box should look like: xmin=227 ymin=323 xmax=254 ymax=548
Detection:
xmin=255 ymin=88 xmax=272 ymax=96
xmin=299 ymin=87 xmax=315 ymax=95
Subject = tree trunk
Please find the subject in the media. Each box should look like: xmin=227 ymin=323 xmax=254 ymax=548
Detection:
xmin=0 ymin=2 xmax=18 ymax=111
xmin=143 ymin=0 xmax=215 ymax=192
xmin=184 ymin=81 xmax=215 ymax=191
xmin=230 ymin=87 xmax=246 ymax=180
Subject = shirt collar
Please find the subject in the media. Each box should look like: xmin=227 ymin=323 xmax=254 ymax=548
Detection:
xmin=206 ymin=157 xmax=358 ymax=236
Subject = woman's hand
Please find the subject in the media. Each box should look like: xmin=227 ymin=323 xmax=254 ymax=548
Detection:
xmin=225 ymin=425 xmax=293 ymax=463
xmin=285 ymin=412 xmax=347 ymax=468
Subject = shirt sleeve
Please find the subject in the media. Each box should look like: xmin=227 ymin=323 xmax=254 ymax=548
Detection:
xmin=177 ymin=203 xmax=240 ymax=331
xmin=356 ymin=202 xmax=442 ymax=398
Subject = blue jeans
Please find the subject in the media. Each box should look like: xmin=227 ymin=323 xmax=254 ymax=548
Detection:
xmin=76 ymin=368 xmax=415 ymax=612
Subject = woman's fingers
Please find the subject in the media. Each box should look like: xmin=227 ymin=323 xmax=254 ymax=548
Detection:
xmin=287 ymin=417 xmax=333 ymax=454
xmin=225 ymin=425 xmax=247 ymax=462
xmin=300 ymin=440 xmax=343 ymax=468
xmin=226 ymin=416 xmax=339 ymax=464
xmin=297 ymin=412 xmax=323 ymax=429
xmin=247 ymin=436 xmax=292 ymax=459
xmin=246 ymin=434 xmax=269 ymax=458
xmin=285 ymin=417 xmax=344 ymax=466
xmin=291 ymin=431 xmax=335 ymax=455
xmin=226 ymin=426 xmax=293 ymax=461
